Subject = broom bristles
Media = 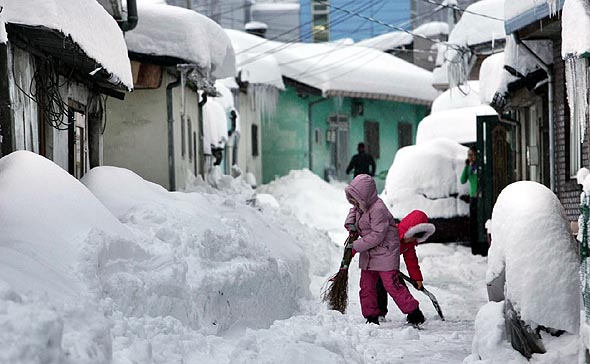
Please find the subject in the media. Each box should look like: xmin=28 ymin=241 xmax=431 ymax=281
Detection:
xmin=321 ymin=268 xmax=349 ymax=313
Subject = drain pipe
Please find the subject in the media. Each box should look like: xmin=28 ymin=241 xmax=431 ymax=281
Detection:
xmin=166 ymin=76 xmax=181 ymax=191
xmin=198 ymin=93 xmax=208 ymax=178
xmin=513 ymin=34 xmax=555 ymax=191
xmin=120 ymin=0 xmax=138 ymax=32
xmin=308 ymin=97 xmax=329 ymax=171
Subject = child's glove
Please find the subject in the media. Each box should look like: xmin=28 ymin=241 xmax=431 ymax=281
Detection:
xmin=346 ymin=223 xmax=358 ymax=232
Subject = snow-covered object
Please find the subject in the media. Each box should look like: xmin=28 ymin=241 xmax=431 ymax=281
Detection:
xmin=214 ymin=80 xmax=235 ymax=110
xmin=356 ymin=22 xmax=449 ymax=51
xmin=561 ymin=0 xmax=590 ymax=57
xmin=565 ymin=57 xmax=589 ymax=140
xmin=479 ymin=52 xmax=506 ymax=104
xmin=448 ymin=0 xmax=505 ymax=47
xmin=486 ymin=181 xmax=580 ymax=333
xmin=0 ymin=6 xmax=6 ymax=44
xmin=203 ymin=99 xmax=229 ymax=153
xmin=259 ymin=169 xmax=351 ymax=241
xmin=3 ymin=0 xmax=133 ymax=89
xmin=126 ymin=0 xmax=235 ymax=79
xmin=416 ymin=105 xmax=497 ymax=144
xmin=82 ymin=166 xmax=310 ymax=334
xmin=0 ymin=151 xmax=129 ymax=301
xmin=431 ymin=81 xmax=483 ymax=112
xmin=577 ymin=167 xmax=590 ymax=185
xmin=245 ymin=21 xmax=268 ymax=30
xmin=227 ymin=30 xmax=438 ymax=103
xmin=236 ymin=52 xmax=285 ymax=89
xmin=382 ymin=139 xmax=470 ymax=219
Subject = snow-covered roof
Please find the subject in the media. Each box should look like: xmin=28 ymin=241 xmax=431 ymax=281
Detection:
xmin=250 ymin=3 xmax=300 ymax=12
xmin=3 ymin=0 xmax=133 ymax=89
xmin=226 ymin=30 xmax=439 ymax=104
xmin=236 ymin=52 xmax=285 ymax=89
xmin=561 ymin=0 xmax=590 ymax=57
xmin=505 ymin=0 xmax=564 ymax=34
xmin=431 ymin=81 xmax=483 ymax=113
xmin=356 ymin=22 xmax=449 ymax=52
xmin=125 ymin=0 xmax=236 ymax=79
xmin=416 ymin=105 xmax=497 ymax=145
xmin=448 ymin=0 xmax=505 ymax=47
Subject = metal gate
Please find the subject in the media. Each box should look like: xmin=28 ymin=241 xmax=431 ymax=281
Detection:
xmin=476 ymin=115 xmax=517 ymax=244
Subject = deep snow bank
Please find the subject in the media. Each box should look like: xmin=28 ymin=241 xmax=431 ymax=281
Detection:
xmin=82 ymin=166 xmax=311 ymax=334
xmin=382 ymin=139 xmax=469 ymax=219
xmin=486 ymin=181 xmax=579 ymax=333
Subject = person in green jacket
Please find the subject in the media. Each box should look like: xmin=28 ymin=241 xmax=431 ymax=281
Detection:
xmin=461 ymin=146 xmax=484 ymax=255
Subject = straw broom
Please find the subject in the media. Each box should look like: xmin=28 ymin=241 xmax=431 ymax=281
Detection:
xmin=321 ymin=235 xmax=356 ymax=313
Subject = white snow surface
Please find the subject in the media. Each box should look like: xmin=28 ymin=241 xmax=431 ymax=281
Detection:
xmin=125 ymin=0 xmax=235 ymax=79
xmin=486 ymin=181 xmax=580 ymax=333
xmin=479 ymin=52 xmax=506 ymax=104
xmin=0 ymin=3 xmax=6 ymax=44
xmin=227 ymin=29 xmax=439 ymax=102
xmin=561 ymin=0 xmax=590 ymax=57
xmin=203 ymin=99 xmax=229 ymax=152
xmin=431 ymin=81 xmax=484 ymax=112
xmin=356 ymin=22 xmax=449 ymax=51
xmin=382 ymin=139 xmax=470 ymax=219
xmin=417 ymin=105 xmax=497 ymax=144
xmin=448 ymin=0 xmax=505 ymax=47
xmin=3 ymin=0 xmax=133 ymax=89
xmin=244 ymin=21 xmax=268 ymax=30
xmin=236 ymin=52 xmax=285 ymax=89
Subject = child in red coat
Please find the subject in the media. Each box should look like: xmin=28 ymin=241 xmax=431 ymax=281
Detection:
xmin=375 ymin=210 xmax=435 ymax=321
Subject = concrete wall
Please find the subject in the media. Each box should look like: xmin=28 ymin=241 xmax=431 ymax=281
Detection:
xmin=104 ymin=71 xmax=201 ymax=190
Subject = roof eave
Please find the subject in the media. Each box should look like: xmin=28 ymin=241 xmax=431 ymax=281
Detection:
xmin=505 ymin=0 xmax=565 ymax=34
xmin=324 ymin=90 xmax=433 ymax=106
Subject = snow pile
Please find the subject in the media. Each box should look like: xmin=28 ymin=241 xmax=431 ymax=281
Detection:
xmin=382 ymin=139 xmax=470 ymax=219
xmin=416 ymin=105 xmax=497 ymax=144
xmin=227 ymin=29 xmax=438 ymax=104
xmin=82 ymin=166 xmax=311 ymax=334
xmin=356 ymin=22 xmax=449 ymax=52
xmin=486 ymin=181 xmax=580 ymax=333
xmin=561 ymin=0 xmax=590 ymax=57
xmin=3 ymin=0 xmax=132 ymax=89
xmin=259 ymin=169 xmax=350 ymax=242
xmin=126 ymin=0 xmax=235 ymax=79
xmin=431 ymin=81 xmax=484 ymax=112
xmin=449 ymin=0 xmax=505 ymax=47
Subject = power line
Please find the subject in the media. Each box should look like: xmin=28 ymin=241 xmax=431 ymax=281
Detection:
xmin=418 ymin=0 xmax=504 ymax=21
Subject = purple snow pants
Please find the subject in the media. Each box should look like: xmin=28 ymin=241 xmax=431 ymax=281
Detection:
xmin=360 ymin=269 xmax=419 ymax=318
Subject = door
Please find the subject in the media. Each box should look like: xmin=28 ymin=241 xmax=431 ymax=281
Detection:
xmin=477 ymin=115 xmax=516 ymax=244
xmin=328 ymin=114 xmax=349 ymax=180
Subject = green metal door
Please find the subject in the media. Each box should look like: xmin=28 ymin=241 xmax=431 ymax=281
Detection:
xmin=476 ymin=115 xmax=516 ymax=245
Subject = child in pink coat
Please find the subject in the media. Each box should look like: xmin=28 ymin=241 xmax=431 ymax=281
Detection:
xmin=344 ymin=174 xmax=425 ymax=325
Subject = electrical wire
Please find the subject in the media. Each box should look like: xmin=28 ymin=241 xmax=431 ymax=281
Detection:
xmin=418 ymin=0 xmax=504 ymax=21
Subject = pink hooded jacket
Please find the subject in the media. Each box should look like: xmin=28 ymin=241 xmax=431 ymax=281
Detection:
xmin=344 ymin=174 xmax=400 ymax=272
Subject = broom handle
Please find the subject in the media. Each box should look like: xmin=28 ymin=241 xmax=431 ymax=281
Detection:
xmin=340 ymin=235 xmax=355 ymax=269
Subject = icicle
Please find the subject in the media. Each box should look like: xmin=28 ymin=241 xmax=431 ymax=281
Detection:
xmin=546 ymin=0 xmax=559 ymax=16
xmin=565 ymin=57 xmax=589 ymax=140
xmin=249 ymin=84 xmax=279 ymax=123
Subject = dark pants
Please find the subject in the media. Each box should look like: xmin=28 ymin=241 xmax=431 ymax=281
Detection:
xmin=470 ymin=197 xmax=487 ymax=256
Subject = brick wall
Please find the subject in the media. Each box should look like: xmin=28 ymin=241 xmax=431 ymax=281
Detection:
xmin=553 ymin=37 xmax=589 ymax=221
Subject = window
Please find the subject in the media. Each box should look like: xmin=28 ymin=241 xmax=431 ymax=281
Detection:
xmin=398 ymin=122 xmax=413 ymax=149
xmin=131 ymin=61 xmax=163 ymax=89
xmin=314 ymin=128 xmax=322 ymax=145
xmin=364 ymin=121 xmax=380 ymax=159
xmin=312 ymin=0 xmax=329 ymax=42
xmin=252 ymin=124 xmax=259 ymax=157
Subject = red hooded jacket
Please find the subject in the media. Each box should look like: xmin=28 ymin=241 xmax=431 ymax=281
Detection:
xmin=397 ymin=210 xmax=435 ymax=282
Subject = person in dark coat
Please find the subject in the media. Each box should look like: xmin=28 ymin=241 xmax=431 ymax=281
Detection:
xmin=346 ymin=143 xmax=376 ymax=177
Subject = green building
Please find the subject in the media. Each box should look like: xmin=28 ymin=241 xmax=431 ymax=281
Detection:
xmin=261 ymin=79 xmax=433 ymax=191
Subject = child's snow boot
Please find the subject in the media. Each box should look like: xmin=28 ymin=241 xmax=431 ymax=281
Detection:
xmin=407 ymin=308 xmax=425 ymax=325
xmin=365 ymin=316 xmax=380 ymax=325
